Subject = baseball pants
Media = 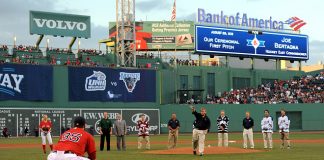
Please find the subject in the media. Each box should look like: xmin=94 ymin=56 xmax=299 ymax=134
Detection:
xmin=192 ymin=129 xmax=207 ymax=154
xmin=243 ymin=128 xmax=254 ymax=148
xmin=47 ymin=151 xmax=89 ymax=160
xmin=280 ymin=132 xmax=291 ymax=148
xmin=262 ymin=132 xmax=273 ymax=149
xmin=138 ymin=136 xmax=150 ymax=149
xmin=168 ymin=130 xmax=178 ymax=149
xmin=41 ymin=132 xmax=53 ymax=145
xmin=217 ymin=132 xmax=228 ymax=147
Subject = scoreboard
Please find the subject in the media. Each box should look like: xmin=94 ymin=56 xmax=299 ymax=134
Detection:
xmin=0 ymin=108 xmax=160 ymax=137
xmin=195 ymin=25 xmax=309 ymax=60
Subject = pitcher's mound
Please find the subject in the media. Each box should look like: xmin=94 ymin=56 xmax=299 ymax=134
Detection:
xmin=144 ymin=146 xmax=263 ymax=155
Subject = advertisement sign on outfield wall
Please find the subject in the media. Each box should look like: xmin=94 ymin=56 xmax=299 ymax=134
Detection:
xmin=68 ymin=66 xmax=156 ymax=102
xmin=0 ymin=108 xmax=160 ymax=137
xmin=0 ymin=64 xmax=53 ymax=101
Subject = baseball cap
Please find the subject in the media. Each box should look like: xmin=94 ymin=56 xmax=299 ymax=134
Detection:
xmin=74 ymin=116 xmax=86 ymax=128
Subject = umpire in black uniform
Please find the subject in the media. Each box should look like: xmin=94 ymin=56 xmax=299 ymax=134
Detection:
xmin=99 ymin=112 xmax=113 ymax=151
xmin=191 ymin=106 xmax=211 ymax=156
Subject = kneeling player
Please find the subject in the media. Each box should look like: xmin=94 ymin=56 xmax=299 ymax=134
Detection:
xmin=47 ymin=117 xmax=96 ymax=160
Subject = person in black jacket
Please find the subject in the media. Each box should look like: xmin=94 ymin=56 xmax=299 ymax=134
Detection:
xmin=191 ymin=106 xmax=211 ymax=156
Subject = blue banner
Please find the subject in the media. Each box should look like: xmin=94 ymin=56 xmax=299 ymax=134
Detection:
xmin=195 ymin=25 xmax=309 ymax=60
xmin=68 ymin=67 xmax=156 ymax=102
xmin=0 ymin=64 xmax=53 ymax=101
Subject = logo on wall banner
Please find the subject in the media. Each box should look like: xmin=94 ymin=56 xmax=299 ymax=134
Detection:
xmin=119 ymin=72 xmax=140 ymax=93
xmin=131 ymin=113 xmax=150 ymax=124
xmin=85 ymin=71 xmax=106 ymax=91
xmin=247 ymin=35 xmax=265 ymax=54
xmin=0 ymin=67 xmax=24 ymax=96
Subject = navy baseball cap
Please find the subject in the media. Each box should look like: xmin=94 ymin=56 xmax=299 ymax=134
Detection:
xmin=74 ymin=116 xmax=86 ymax=128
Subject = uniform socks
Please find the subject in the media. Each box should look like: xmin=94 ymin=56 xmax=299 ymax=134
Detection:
xmin=50 ymin=144 xmax=53 ymax=151
xmin=42 ymin=145 xmax=46 ymax=154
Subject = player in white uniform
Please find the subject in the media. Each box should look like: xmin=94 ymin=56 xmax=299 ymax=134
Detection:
xmin=278 ymin=109 xmax=291 ymax=149
xmin=261 ymin=110 xmax=273 ymax=149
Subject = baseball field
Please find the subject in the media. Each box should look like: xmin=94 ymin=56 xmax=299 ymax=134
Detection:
xmin=0 ymin=132 xmax=324 ymax=160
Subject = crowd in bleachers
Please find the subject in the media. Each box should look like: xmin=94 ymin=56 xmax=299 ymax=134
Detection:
xmin=47 ymin=48 xmax=73 ymax=54
xmin=14 ymin=45 xmax=41 ymax=52
xmin=172 ymin=59 xmax=197 ymax=66
xmin=0 ymin=45 xmax=8 ymax=51
xmin=206 ymin=72 xmax=324 ymax=104
xmin=79 ymin=49 xmax=103 ymax=55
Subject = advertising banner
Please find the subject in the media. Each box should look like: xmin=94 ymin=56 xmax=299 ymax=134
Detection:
xmin=195 ymin=25 xmax=309 ymax=60
xmin=109 ymin=21 xmax=194 ymax=50
xmin=30 ymin=10 xmax=91 ymax=38
xmin=68 ymin=67 xmax=156 ymax=102
xmin=0 ymin=64 xmax=53 ymax=101
xmin=0 ymin=108 xmax=159 ymax=137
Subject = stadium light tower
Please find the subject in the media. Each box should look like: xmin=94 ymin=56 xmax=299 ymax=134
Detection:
xmin=116 ymin=0 xmax=136 ymax=67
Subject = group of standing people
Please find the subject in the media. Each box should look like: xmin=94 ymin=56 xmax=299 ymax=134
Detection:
xmin=190 ymin=107 xmax=291 ymax=156
xmin=98 ymin=112 xmax=151 ymax=151
xmin=37 ymin=108 xmax=291 ymax=159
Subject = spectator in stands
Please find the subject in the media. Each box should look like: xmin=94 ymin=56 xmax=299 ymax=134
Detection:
xmin=66 ymin=57 xmax=71 ymax=65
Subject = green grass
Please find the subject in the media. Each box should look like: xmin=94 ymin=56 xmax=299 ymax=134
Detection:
xmin=1 ymin=132 xmax=324 ymax=160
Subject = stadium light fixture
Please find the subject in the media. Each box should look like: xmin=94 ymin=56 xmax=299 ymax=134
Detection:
xmin=46 ymin=38 xmax=50 ymax=48
xmin=13 ymin=36 xmax=17 ymax=47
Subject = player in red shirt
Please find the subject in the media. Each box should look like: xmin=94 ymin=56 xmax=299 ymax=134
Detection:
xmin=39 ymin=114 xmax=53 ymax=154
xmin=47 ymin=116 xmax=96 ymax=160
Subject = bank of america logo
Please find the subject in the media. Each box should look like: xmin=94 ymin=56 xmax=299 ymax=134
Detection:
xmin=247 ymin=35 xmax=265 ymax=54
xmin=286 ymin=17 xmax=306 ymax=31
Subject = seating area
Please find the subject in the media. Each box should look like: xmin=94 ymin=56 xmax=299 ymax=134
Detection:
xmin=206 ymin=72 xmax=324 ymax=104
xmin=0 ymin=45 xmax=116 ymax=66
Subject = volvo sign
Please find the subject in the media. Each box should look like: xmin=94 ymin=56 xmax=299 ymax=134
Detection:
xmin=30 ymin=11 xmax=91 ymax=38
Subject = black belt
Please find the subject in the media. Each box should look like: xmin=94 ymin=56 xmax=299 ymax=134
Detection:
xmin=52 ymin=151 xmax=75 ymax=154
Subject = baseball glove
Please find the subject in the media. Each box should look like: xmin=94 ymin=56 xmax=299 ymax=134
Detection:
xmin=221 ymin=124 xmax=226 ymax=130
xmin=42 ymin=127 xmax=49 ymax=132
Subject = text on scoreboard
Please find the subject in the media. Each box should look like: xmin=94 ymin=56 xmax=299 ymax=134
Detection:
xmin=195 ymin=25 xmax=309 ymax=60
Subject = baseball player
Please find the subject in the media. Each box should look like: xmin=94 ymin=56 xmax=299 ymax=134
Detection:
xmin=242 ymin=112 xmax=254 ymax=149
xmin=39 ymin=114 xmax=53 ymax=154
xmin=47 ymin=116 xmax=96 ymax=160
xmin=278 ymin=109 xmax=291 ymax=149
xmin=191 ymin=106 xmax=210 ymax=156
xmin=261 ymin=109 xmax=273 ymax=149
xmin=217 ymin=110 xmax=229 ymax=147
xmin=137 ymin=114 xmax=150 ymax=150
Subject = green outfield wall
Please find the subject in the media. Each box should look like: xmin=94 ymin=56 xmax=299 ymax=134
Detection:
xmin=1 ymin=65 xmax=322 ymax=134
xmin=158 ymin=104 xmax=324 ymax=133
